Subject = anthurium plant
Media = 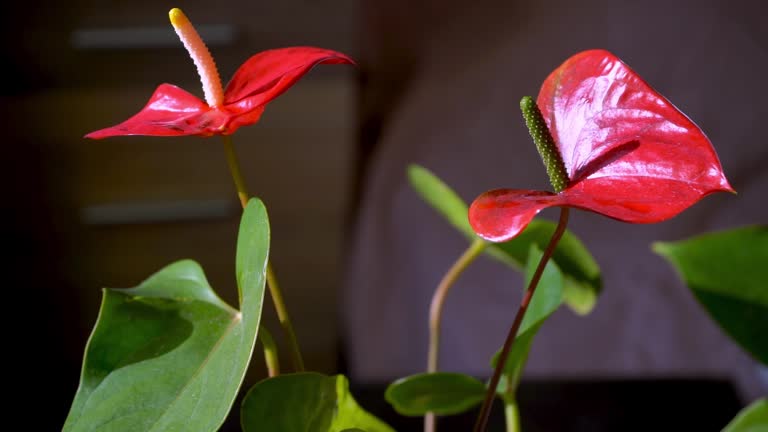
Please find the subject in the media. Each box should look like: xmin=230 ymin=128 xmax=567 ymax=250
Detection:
xmin=64 ymin=7 xmax=766 ymax=432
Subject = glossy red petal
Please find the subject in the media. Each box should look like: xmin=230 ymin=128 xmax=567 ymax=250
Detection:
xmin=469 ymin=190 xmax=564 ymax=242
xmin=536 ymin=50 xmax=733 ymax=221
xmin=223 ymin=46 xmax=355 ymax=109
xmin=559 ymin=176 xmax=723 ymax=223
xmin=216 ymin=101 xmax=265 ymax=134
xmin=85 ymin=84 xmax=232 ymax=138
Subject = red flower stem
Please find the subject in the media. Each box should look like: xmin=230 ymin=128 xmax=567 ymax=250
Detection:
xmin=472 ymin=207 xmax=570 ymax=432
xmin=425 ymin=237 xmax=487 ymax=432
xmin=221 ymin=135 xmax=306 ymax=373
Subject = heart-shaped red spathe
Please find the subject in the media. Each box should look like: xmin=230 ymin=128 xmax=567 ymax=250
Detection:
xmin=469 ymin=50 xmax=733 ymax=242
xmin=85 ymin=46 xmax=354 ymax=139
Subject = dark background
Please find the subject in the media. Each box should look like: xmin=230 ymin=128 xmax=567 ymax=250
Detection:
xmin=3 ymin=1 xmax=765 ymax=430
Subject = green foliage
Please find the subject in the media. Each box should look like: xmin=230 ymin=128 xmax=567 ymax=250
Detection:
xmin=407 ymin=164 xmax=600 ymax=314
xmin=241 ymin=373 xmax=393 ymax=432
xmin=385 ymin=245 xmax=565 ymax=419
xmin=64 ymin=198 xmax=270 ymax=432
xmin=385 ymin=372 xmax=487 ymax=416
xmin=653 ymin=225 xmax=768 ymax=364
xmin=722 ymin=399 xmax=768 ymax=432
xmin=492 ymin=245 xmax=564 ymax=398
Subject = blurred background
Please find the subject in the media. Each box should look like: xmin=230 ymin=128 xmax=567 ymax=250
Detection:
xmin=3 ymin=0 xmax=765 ymax=431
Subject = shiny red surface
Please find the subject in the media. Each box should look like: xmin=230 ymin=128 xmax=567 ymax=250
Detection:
xmin=86 ymin=47 xmax=354 ymax=139
xmin=470 ymin=50 xmax=733 ymax=242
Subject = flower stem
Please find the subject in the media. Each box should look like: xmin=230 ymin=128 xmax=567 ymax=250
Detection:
xmin=258 ymin=325 xmax=280 ymax=377
xmin=427 ymin=238 xmax=487 ymax=372
xmin=472 ymin=208 xmax=570 ymax=432
xmin=222 ymin=136 xmax=250 ymax=209
xmin=265 ymin=262 xmax=305 ymax=372
xmin=504 ymin=399 xmax=521 ymax=432
xmin=425 ymin=237 xmax=487 ymax=432
xmin=221 ymin=135 xmax=305 ymax=372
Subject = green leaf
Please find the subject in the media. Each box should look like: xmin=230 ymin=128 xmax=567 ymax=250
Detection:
xmin=493 ymin=222 xmax=600 ymax=315
xmin=64 ymin=198 xmax=270 ymax=432
xmin=408 ymin=164 xmax=472 ymax=236
xmin=385 ymin=372 xmax=487 ymax=416
xmin=492 ymin=244 xmax=564 ymax=397
xmin=722 ymin=399 xmax=768 ymax=432
xmin=241 ymin=373 xmax=393 ymax=432
xmin=407 ymin=164 xmax=600 ymax=314
xmin=653 ymin=225 xmax=768 ymax=365
xmin=518 ymin=245 xmax=564 ymax=334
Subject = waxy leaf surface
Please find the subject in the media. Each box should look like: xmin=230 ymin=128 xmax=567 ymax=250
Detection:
xmin=722 ymin=398 xmax=768 ymax=432
xmin=492 ymin=245 xmax=564 ymax=398
xmin=385 ymin=372 xmax=487 ymax=416
xmin=63 ymin=198 xmax=269 ymax=432
xmin=653 ymin=225 xmax=768 ymax=365
xmin=241 ymin=373 xmax=393 ymax=432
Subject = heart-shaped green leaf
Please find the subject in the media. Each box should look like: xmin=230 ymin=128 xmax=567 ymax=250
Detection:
xmin=64 ymin=198 xmax=270 ymax=432
xmin=653 ymin=225 xmax=768 ymax=365
xmin=241 ymin=373 xmax=393 ymax=432
xmin=407 ymin=164 xmax=600 ymax=314
xmin=722 ymin=398 xmax=768 ymax=432
xmin=385 ymin=372 xmax=487 ymax=416
xmin=492 ymin=244 xmax=564 ymax=396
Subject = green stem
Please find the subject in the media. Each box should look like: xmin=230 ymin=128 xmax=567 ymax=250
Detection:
xmin=427 ymin=238 xmax=487 ymax=372
xmin=258 ymin=325 xmax=280 ymax=377
xmin=222 ymin=135 xmax=250 ymax=209
xmin=472 ymin=208 xmax=571 ymax=432
xmin=504 ymin=399 xmax=521 ymax=432
xmin=424 ymin=238 xmax=487 ymax=432
xmin=221 ymin=135 xmax=305 ymax=372
xmin=266 ymin=263 xmax=305 ymax=372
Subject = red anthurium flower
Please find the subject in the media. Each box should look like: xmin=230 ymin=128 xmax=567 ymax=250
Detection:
xmin=86 ymin=9 xmax=353 ymax=139
xmin=469 ymin=49 xmax=734 ymax=242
